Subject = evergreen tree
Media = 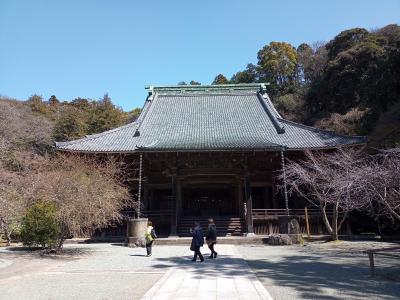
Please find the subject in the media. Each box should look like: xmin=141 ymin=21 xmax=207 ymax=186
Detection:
xmin=212 ymin=74 xmax=229 ymax=85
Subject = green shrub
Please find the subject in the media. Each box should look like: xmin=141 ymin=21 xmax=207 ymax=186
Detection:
xmin=20 ymin=201 xmax=60 ymax=249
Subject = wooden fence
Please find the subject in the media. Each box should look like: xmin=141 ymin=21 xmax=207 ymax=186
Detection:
xmin=252 ymin=208 xmax=344 ymax=235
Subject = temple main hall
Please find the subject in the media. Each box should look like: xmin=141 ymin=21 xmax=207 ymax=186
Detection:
xmin=56 ymin=84 xmax=366 ymax=237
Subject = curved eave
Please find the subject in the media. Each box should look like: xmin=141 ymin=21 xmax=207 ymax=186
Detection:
xmin=54 ymin=141 xmax=367 ymax=154
xmin=285 ymin=142 xmax=367 ymax=151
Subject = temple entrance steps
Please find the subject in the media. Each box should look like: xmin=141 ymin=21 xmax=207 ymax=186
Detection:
xmin=177 ymin=216 xmax=245 ymax=237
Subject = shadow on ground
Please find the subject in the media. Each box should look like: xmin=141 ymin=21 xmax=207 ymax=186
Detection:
xmin=149 ymin=246 xmax=400 ymax=300
xmin=246 ymin=254 xmax=399 ymax=299
xmin=0 ymin=245 xmax=94 ymax=260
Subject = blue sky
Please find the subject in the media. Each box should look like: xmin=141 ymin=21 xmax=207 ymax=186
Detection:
xmin=0 ymin=0 xmax=399 ymax=111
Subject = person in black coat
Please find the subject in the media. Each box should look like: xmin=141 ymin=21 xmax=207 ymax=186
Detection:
xmin=190 ymin=221 xmax=204 ymax=262
xmin=206 ymin=218 xmax=217 ymax=258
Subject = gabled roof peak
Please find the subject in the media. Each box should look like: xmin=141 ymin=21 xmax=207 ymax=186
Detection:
xmin=145 ymin=83 xmax=269 ymax=95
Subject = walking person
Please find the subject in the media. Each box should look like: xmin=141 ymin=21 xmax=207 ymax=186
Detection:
xmin=190 ymin=221 xmax=204 ymax=262
xmin=145 ymin=221 xmax=157 ymax=257
xmin=206 ymin=218 xmax=218 ymax=258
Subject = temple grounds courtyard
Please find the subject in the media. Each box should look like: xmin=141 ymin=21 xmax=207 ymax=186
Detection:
xmin=0 ymin=241 xmax=399 ymax=300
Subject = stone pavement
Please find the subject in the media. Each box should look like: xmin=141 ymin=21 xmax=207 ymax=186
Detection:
xmin=141 ymin=244 xmax=273 ymax=300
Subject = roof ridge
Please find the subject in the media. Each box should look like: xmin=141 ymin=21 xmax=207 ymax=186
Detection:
xmin=156 ymin=91 xmax=257 ymax=97
xmin=146 ymin=83 xmax=268 ymax=94
xmin=261 ymin=93 xmax=282 ymax=118
xmin=256 ymin=92 xmax=285 ymax=134
xmin=132 ymin=92 xmax=158 ymax=136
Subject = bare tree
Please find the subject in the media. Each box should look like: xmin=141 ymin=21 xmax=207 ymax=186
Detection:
xmin=281 ymin=149 xmax=367 ymax=240
xmin=25 ymin=155 xmax=134 ymax=251
xmin=0 ymin=100 xmax=54 ymax=153
xmin=0 ymin=172 xmax=26 ymax=245
xmin=0 ymin=99 xmax=141 ymax=249
xmin=354 ymin=149 xmax=400 ymax=223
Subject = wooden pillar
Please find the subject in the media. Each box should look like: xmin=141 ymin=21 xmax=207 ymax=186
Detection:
xmin=271 ymin=176 xmax=278 ymax=209
xmin=143 ymin=183 xmax=149 ymax=212
xmin=176 ymin=179 xmax=183 ymax=218
xmin=237 ymin=178 xmax=244 ymax=218
xmin=148 ymin=189 xmax=154 ymax=210
xmin=244 ymin=175 xmax=254 ymax=235
xmin=170 ymin=174 xmax=178 ymax=236
xmin=137 ymin=153 xmax=143 ymax=218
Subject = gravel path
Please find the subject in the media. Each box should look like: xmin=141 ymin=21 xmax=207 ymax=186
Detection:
xmin=0 ymin=243 xmax=187 ymax=300
xmin=237 ymin=241 xmax=400 ymax=300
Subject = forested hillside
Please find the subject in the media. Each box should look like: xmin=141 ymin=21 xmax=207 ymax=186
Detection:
xmin=0 ymin=94 xmax=140 ymax=187
xmin=0 ymin=94 xmax=140 ymax=148
xmin=211 ymin=24 xmax=400 ymax=148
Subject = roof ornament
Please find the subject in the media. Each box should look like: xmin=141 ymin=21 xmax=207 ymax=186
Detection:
xmin=260 ymin=83 xmax=267 ymax=94
xmin=145 ymin=85 xmax=154 ymax=96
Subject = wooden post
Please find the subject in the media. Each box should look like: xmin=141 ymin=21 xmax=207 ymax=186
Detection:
xmin=368 ymin=252 xmax=375 ymax=276
xmin=304 ymin=207 xmax=311 ymax=239
xmin=237 ymin=179 xmax=244 ymax=218
xmin=176 ymin=179 xmax=182 ymax=218
xmin=137 ymin=153 xmax=143 ymax=218
xmin=268 ymin=222 xmax=273 ymax=235
xmin=170 ymin=174 xmax=178 ymax=236
xmin=244 ymin=176 xmax=254 ymax=235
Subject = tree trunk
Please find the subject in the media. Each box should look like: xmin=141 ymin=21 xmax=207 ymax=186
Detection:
xmin=331 ymin=202 xmax=339 ymax=241
xmin=337 ymin=213 xmax=348 ymax=233
xmin=56 ymin=227 xmax=68 ymax=253
xmin=4 ymin=228 xmax=12 ymax=246
xmin=320 ymin=202 xmax=333 ymax=235
xmin=56 ymin=236 xmax=65 ymax=253
xmin=384 ymin=201 xmax=400 ymax=222
xmin=377 ymin=217 xmax=383 ymax=239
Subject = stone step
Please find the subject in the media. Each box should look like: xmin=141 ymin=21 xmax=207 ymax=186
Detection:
xmin=177 ymin=216 xmax=245 ymax=237
xmin=178 ymin=224 xmax=243 ymax=227
xmin=151 ymin=236 xmax=268 ymax=245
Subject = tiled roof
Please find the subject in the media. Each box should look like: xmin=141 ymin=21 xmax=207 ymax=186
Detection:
xmin=55 ymin=84 xmax=367 ymax=152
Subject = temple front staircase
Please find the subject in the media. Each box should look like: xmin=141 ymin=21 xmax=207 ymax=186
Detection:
xmin=177 ymin=216 xmax=245 ymax=237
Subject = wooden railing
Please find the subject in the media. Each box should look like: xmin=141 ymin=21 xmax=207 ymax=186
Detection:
xmin=122 ymin=209 xmax=173 ymax=219
xmin=142 ymin=210 xmax=173 ymax=218
xmin=252 ymin=208 xmax=332 ymax=220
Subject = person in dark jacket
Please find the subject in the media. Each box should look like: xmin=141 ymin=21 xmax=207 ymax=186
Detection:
xmin=206 ymin=218 xmax=218 ymax=258
xmin=144 ymin=221 xmax=157 ymax=257
xmin=190 ymin=221 xmax=204 ymax=262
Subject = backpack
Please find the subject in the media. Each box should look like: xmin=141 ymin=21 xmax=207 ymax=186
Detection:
xmin=145 ymin=226 xmax=155 ymax=242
